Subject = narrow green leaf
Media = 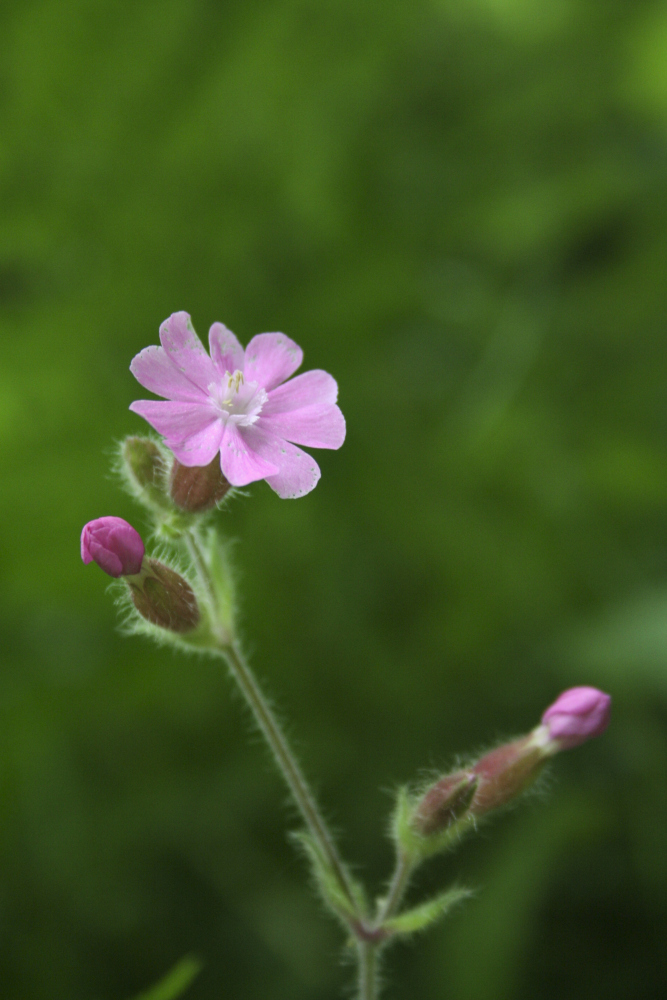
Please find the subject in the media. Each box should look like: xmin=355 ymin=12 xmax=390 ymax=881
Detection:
xmin=130 ymin=955 xmax=202 ymax=1000
xmin=291 ymin=830 xmax=365 ymax=921
xmin=384 ymin=886 xmax=472 ymax=937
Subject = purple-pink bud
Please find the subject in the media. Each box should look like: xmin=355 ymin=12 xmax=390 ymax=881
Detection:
xmin=81 ymin=517 xmax=145 ymax=577
xmin=541 ymin=686 xmax=611 ymax=750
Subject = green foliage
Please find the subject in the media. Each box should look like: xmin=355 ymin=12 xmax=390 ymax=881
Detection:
xmin=390 ymin=787 xmax=419 ymax=856
xmin=131 ymin=955 xmax=201 ymax=1000
xmin=292 ymin=831 xmax=367 ymax=925
xmin=384 ymin=887 xmax=472 ymax=938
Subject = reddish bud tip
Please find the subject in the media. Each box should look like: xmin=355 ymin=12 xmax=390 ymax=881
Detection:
xmin=541 ymin=686 xmax=611 ymax=750
xmin=81 ymin=517 xmax=145 ymax=577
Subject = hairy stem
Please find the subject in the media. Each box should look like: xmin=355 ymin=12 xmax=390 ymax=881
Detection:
xmin=357 ymin=851 xmax=415 ymax=1000
xmin=375 ymin=850 xmax=415 ymax=927
xmin=221 ymin=640 xmax=358 ymax=913
xmin=352 ymin=849 xmax=415 ymax=1000
xmin=185 ymin=529 xmax=360 ymax=920
xmin=184 ymin=532 xmax=223 ymax=635
xmin=357 ymin=941 xmax=379 ymax=1000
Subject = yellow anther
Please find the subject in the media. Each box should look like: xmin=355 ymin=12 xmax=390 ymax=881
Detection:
xmin=226 ymin=370 xmax=245 ymax=393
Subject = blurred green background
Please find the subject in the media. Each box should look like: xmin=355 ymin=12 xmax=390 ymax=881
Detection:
xmin=1 ymin=0 xmax=667 ymax=997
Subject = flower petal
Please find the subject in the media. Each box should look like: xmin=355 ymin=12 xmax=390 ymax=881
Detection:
xmin=129 ymin=399 xmax=219 ymax=443
xmin=219 ymin=423 xmax=279 ymax=486
xmin=130 ymin=345 xmax=206 ymax=402
xmin=262 ymin=369 xmax=338 ymax=415
xmin=243 ymin=333 xmax=303 ymax=391
xmin=242 ymin=426 xmax=321 ymax=498
xmin=259 ymin=403 xmax=345 ymax=449
xmin=168 ymin=419 xmax=225 ymax=467
xmin=159 ymin=311 xmax=219 ymax=393
xmin=209 ymin=322 xmax=245 ymax=376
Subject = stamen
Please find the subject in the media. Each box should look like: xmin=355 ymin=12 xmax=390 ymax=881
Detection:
xmin=226 ymin=370 xmax=245 ymax=393
xmin=211 ymin=372 xmax=265 ymax=426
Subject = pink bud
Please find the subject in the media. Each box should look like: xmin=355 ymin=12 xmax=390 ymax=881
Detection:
xmin=81 ymin=517 xmax=145 ymax=577
xmin=541 ymin=686 xmax=611 ymax=750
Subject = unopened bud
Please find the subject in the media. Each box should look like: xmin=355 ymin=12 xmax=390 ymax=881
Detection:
xmin=169 ymin=456 xmax=232 ymax=513
xmin=81 ymin=517 xmax=145 ymax=577
xmin=128 ymin=559 xmax=200 ymax=632
xmin=465 ymin=687 xmax=611 ymax=816
xmin=469 ymin=736 xmax=546 ymax=816
xmin=122 ymin=437 xmax=171 ymax=509
xmin=412 ymin=772 xmax=478 ymax=836
xmin=409 ymin=687 xmax=612 ymax=837
xmin=540 ymin=686 xmax=611 ymax=750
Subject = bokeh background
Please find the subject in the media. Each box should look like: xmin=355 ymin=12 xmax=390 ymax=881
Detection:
xmin=2 ymin=0 xmax=667 ymax=997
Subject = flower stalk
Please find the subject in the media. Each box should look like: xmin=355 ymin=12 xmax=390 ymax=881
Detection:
xmin=81 ymin=311 xmax=614 ymax=1000
xmin=218 ymin=640 xmax=359 ymax=917
xmin=375 ymin=851 xmax=415 ymax=928
xmin=183 ymin=528 xmax=361 ymax=921
xmin=82 ymin=497 xmax=613 ymax=1000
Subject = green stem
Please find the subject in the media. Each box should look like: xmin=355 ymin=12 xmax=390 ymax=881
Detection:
xmin=185 ymin=529 xmax=359 ymax=920
xmin=184 ymin=532 xmax=223 ymax=636
xmin=357 ymin=941 xmax=379 ymax=1000
xmin=221 ymin=640 xmax=358 ymax=913
xmin=375 ymin=850 xmax=414 ymax=927
xmin=356 ymin=848 xmax=414 ymax=1000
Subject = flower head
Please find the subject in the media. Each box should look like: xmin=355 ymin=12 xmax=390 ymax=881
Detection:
xmin=129 ymin=312 xmax=345 ymax=498
xmin=81 ymin=517 xmax=145 ymax=577
xmin=540 ymin=686 xmax=611 ymax=750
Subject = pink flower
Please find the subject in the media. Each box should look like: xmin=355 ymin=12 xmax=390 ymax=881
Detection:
xmin=129 ymin=312 xmax=345 ymax=498
xmin=541 ymin=686 xmax=611 ymax=750
xmin=81 ymin=517 xmax=145 ymax=577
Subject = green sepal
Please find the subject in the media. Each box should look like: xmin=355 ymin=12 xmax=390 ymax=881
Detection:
xmin=113 ymin=571 xmax=218 ymax=654
xmin=291 ymin=830 xmax=366 ymax=925
xmin=391 ymin=785 xmax=473 ymax=862
xmin=155 ymin=509 xmax=204 ymax=541
xmin=383 ymin=886 xmax=472 ymax=937
xmin=130 ymin=954 xmax=201 ymax=1000
xmin=391 ymin=785 xmax=420 ymax=855
xmin=119 ymin=436 xmax=173 ymax=514
xmin=205 ymin=528 xmax=236 ymax=636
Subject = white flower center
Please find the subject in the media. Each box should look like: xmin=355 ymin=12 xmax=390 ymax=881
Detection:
xmin=209 ymin=370 xmax=267 ymax=427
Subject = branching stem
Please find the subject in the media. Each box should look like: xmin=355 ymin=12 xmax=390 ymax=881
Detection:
xmin=355 ymin=849 xmax=416 ymax=1000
